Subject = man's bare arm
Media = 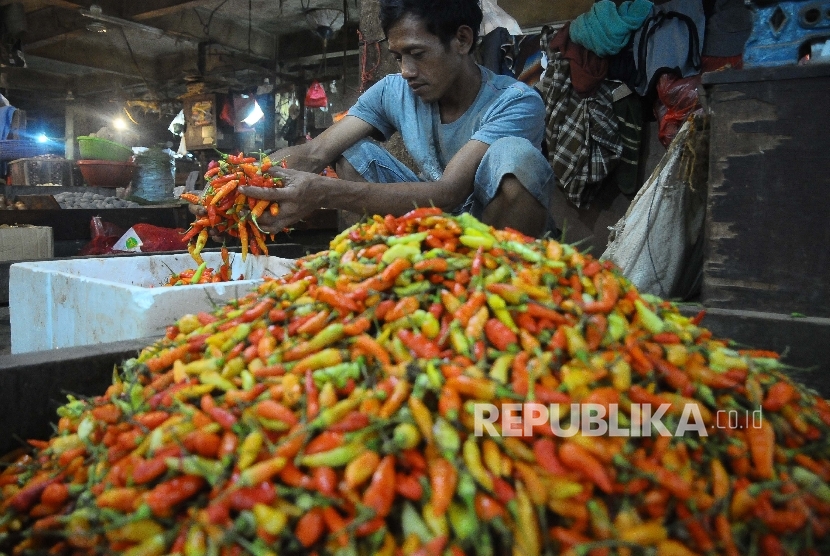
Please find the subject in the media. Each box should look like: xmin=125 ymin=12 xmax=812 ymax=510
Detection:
xmin=244 ymin=139 xmax=490 ymax=231
xmin=269 ymin=116 xmax=379 ymax=174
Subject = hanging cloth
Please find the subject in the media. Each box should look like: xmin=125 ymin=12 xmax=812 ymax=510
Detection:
xmin=569 ymin=0 xmax=654 ymax=57
xmin=541 ymin=40 xmax=622 ymax=208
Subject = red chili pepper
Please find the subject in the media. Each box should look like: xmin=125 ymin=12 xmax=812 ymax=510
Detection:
xmin=312 ymin=466 xmax=338 ymax=496
xmin=305 ymin=370 xmax=320 ymax=420
xmin=533 ymin=438 xmax=568 ymax=476
xmin=395 ymin=472 xmax=424 ymax=500
xmin=429 ymin=457 xmax=457 ymax=516
xmin=397 ymin=328 xmax=441 ymax=359
xmin=304 ymin=431 xmax=344 ymax=455
xmin=762 ymin=381 xmax=797 ymax=412
xmin=328 ymin=410 xmax=370 ymax=433
xmin=362 ymin=455 xmax=396 ymax=518
xmin=474 ymin=492 xmax=506 ymax=521
xmin=255 ymin=399 xmax=299 ymax=427
xmin=484 ymin=318 xmax=518 ymax=351
xmin=315 ymin=286 xmax=361 ymax=314
xmin=746 ymin=419 xmax=776 ymax=480
xmin=229 ymin=481 xmax=276 ymax=511
xmin=295 ymin=507 xmax=326 ymax=547
xmin=559 ymin=442 xmax=614 ymax=494
xmin=146 ymin=475 xmax=205 ymax=517
xmin=492 ymin=476 xmax=516 ymax=504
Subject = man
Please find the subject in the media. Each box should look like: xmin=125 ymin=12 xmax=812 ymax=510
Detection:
xmin=244 ymin=0 xmax=555 ymax=237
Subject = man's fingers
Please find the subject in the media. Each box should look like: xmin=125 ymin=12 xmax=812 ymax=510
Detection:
xmin=238 ymin=185 xmax=285 ymax=201
xmin=189 ymin=203 xmax=207 ymax=217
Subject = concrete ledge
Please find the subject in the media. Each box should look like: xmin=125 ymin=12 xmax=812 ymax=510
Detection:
xmin=680 ymin=306 xmax=830 ymax=397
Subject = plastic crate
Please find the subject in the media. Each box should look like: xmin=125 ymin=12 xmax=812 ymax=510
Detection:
xmin=77 ymin=136 xmax=133 ymax=162
xmin=8 ymin=156 xmax=74 ymax=186
xmin=0 ymin=140 xmax=56 ymax=162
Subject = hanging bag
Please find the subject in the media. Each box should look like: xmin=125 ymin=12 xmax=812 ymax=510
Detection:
xmin=304 ymin=81 xmax=329 ymax=108
xmin=631 ymin=0 xmax=705 ymax=96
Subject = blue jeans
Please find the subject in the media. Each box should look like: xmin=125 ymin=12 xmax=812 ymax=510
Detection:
xmin=342 ymin=136 xmax=556 ymax=221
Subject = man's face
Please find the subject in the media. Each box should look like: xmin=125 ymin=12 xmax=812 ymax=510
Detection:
xmin=387 ymin=14 xmax=467 ymax=103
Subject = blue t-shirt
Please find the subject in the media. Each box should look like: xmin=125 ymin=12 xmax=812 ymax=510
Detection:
xmin=348 ymin=65 xmax=545 ymax=182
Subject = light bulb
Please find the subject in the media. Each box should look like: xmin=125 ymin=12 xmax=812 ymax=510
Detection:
xmin=242 ymin=101 xmax=264 ymax=126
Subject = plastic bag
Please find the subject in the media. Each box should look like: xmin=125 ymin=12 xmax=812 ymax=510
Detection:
xmin=78 ymin=216 xmax=125 ymax=256
xmin=480 ymin=0 xmax=522 ymax=36
xmin=602 ymin=119 xmax=707 ymax=299
xmin=112 ymin=223 xmax=189 ymax=253
xmin=304 ymin=81 xmax=328 ymax=108
xmin=654 ymin=72 xmax=701 ymax=148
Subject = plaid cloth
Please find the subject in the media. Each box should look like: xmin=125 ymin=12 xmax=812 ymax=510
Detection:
xmin=541 ymin=50 xmax=622 ymax=208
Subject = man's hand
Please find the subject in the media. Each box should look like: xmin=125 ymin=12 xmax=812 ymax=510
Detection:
xmin=186 ymin=200 xmax=225 ymax=242
xmin=239 ymin=167 xmax=324 ymax=233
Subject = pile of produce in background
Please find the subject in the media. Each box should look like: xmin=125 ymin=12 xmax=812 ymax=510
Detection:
xmin=2 ymin=209 xmax=829 ymax=556
xmin=53 ymin=191 xmax=141 ymax=210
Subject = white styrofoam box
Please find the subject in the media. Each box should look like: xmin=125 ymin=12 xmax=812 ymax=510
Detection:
xmin=10 ymin=252 xmax=295 ymax=354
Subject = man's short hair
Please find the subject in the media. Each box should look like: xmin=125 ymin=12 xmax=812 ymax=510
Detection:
xmin=379 ymin=0 xmax=483 ymax=47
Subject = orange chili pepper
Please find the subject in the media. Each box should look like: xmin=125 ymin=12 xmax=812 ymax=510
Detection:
xmin=428 ymin=457 xmax=457 ymax=517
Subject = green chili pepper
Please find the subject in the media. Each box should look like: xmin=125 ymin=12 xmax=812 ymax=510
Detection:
xmin=402 ymin=502 xmax=433 ymax=543
xmin=307 ymin=323 xmax=345 ymax=351
xmin=387 ymin=231 xmax=428 ymax=245
xmin=190 ymin=261 xmax=208 ymax=284
xmin=483 ymin=265 xmax=511 ymax=286
xmin=503 ymin=241 xmax=542 ymax=263
xmin=449 ymin=322 xmax=471 ymax=357
xmin=433 ymin=417 xmax=460 ymax=456
xmin=298 ymin=442 xmax=366 ymax=467
xmin=312 ymin=362 xmax=361 ymax=388
xmin=606 ymin=311 xmax=628 ymax=344
xmin=448 ymin=501 xmax=478 ymax=541
xmin=792 ymin=466 xmax=830 ymax=503
xmin=634 ymin=299 xmax=665 ymax=334
xmin=199 ymin=371 xmax=236 ymax=391
xmin=393 ymin=281 xmax=432 ymax=297
xmin=381 ymin=243 xmax=421 ymax=264
xmin=220 ymin=323 xmax=252 ymax=352
xmin=392 ymin=422 xmax=421 ymax=450
xmin=166 ymin=456 xmax=226 ymax=486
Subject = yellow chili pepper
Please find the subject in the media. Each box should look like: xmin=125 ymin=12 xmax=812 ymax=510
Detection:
xmin=462 ymin=438 xmax=493 ymax=491
xmin=620 ymin=521 xmax=669 ymax=545
xmin=514 ymin=482 xmax=541 ymax=556
xmin=237 ymin=430 xmax=264 ymax=471
xmin=408 ymin=396 xmax=434 ymax=444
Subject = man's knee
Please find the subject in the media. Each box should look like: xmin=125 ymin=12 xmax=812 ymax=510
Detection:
xmin=334 ymin=156 xmax=364 ymax=181
xmin=482 ymin=174 xmax=548 ymax=237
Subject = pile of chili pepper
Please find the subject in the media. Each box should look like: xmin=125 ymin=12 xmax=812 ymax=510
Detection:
xmin=165 ymin=247 xmax=235 ymax=287
xmin=180 ymin=152 xmax=284 ymax=263
xmin=2 ymin=209 xmax=830 ymax=556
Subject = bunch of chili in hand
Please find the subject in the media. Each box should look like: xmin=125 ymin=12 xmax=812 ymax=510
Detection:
xmin=181 ymin=151 xmax=283 ymax=262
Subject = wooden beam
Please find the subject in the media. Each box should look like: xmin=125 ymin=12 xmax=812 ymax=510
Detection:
xmin=127 ymin=0 xmax=210 ymax=21
xmin=147 ymin=11 xmax=276 ymax=60
xmin=498 ymin=0 xmax=592 ymax=28
xmin=0 ymin=67 xmax=72 ymax=93
xmin=21 ymin=7 xmax=87 ymax=51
